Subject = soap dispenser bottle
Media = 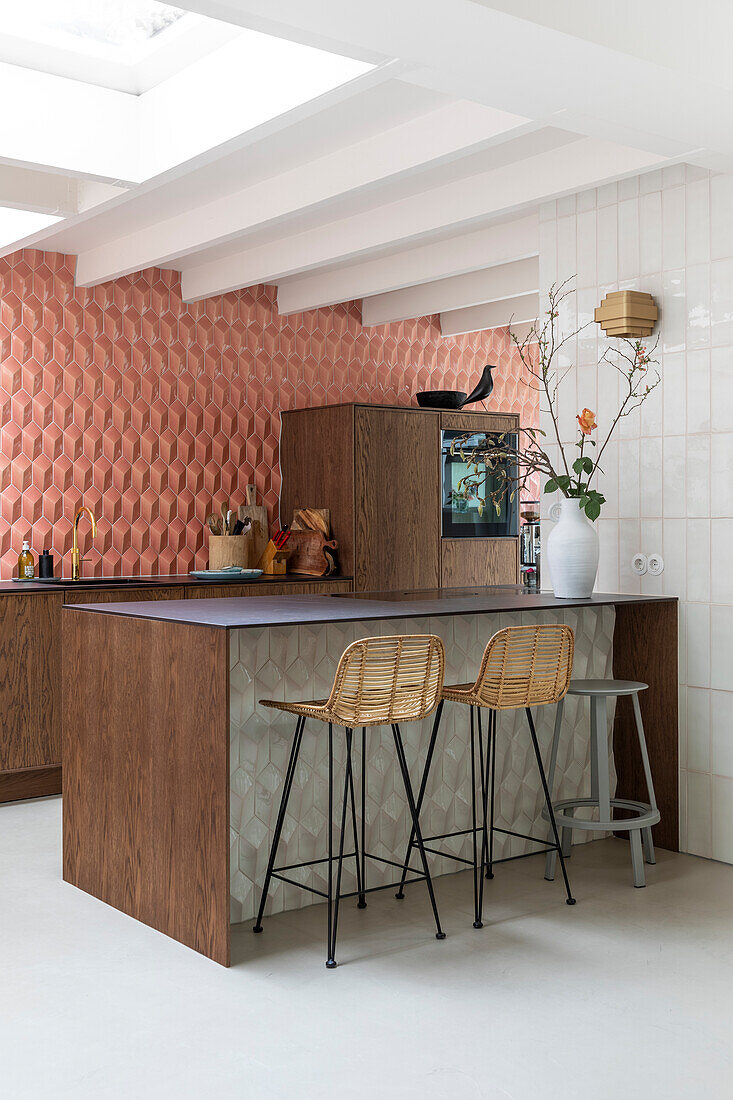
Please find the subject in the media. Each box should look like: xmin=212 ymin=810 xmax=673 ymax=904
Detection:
xmin=18 ymin=540 xmax=35 ymax=580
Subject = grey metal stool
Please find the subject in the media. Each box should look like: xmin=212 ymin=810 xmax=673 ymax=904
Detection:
xmin=543 ymin=679 xmax=660 ymax=888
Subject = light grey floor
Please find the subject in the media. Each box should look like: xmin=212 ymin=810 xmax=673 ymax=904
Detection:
xmin=2 ymin=797 xmax=732 ymax=1100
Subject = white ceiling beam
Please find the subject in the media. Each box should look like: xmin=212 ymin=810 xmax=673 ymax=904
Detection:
xmin=440 ymin=293 xmax=539 ymax=337
xmin=74 ymin=100 xmax=531 ymax=287
xmin=181 ymin=136 xmax=663 ymax=301
xmin=276 ymin=215 xmax=539 ymax=313
xmin=181 ymin=1 xmax=733 ymax=163
xmin=361 ymin=257 xmax=538 ymax=326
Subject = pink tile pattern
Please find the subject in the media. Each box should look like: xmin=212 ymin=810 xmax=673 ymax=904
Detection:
xmin=0 ymin=250 xmax=538 ymax=577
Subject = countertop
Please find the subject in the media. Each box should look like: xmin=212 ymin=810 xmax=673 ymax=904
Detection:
xmin=0 ymin=573 xmax=351 ymax=595
xmin=63 ymin=588 xmax=677 ymax=630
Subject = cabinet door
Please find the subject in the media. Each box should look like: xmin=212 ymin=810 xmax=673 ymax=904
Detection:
xmin=184 ymin=580 xmax=353 ymax=599
xmin=63 ymin=587 xmax=183 ymax=605
xmin=442 ymin=538 xmax=519 ymax=588
xmin=440 ymin=412 xmax=519 ymax=434
xmin=355 ymin=407 xmax=440 ymax=592
xmin=0 ymin=593 xmax=62 ymax=772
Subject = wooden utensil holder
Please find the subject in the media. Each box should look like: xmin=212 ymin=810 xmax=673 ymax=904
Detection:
xmin=257 ymin=540 xmax=291 ymax=575
xmin=208 ymin=535 xmax=248 ymax=570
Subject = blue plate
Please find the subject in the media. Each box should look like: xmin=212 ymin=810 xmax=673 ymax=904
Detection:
xmin=189 ymin=568 xmax=263 ymax=580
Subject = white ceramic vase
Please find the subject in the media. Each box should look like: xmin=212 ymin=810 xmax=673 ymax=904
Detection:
xmin=546 ymin=498 xmax=600 ymax=598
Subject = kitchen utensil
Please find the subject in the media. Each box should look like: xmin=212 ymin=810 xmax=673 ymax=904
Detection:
xmin=291 ymin=508 xmax=330 ymax=536
xmin=221 ymin=501 xmax=229 ymax=533
xmin=287 ymin=530 xmax=338 ymax=576
xmin=239 ymin=485 xmax=268 ymax=565
xmin=416 ymin=364 xmax=496 ymax=409
xmin=208 ymin=535 xmax=248 ymax=571
xmin=207 ymin=515 xmax=222 ymax=535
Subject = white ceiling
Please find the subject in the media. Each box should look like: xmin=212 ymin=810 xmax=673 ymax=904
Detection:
xmin=3 ymin=0 xmax=729 ymax=331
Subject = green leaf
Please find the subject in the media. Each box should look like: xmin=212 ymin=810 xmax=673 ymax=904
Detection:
xmin=584 ymin=498 xmax=602 ymax=521
xmin=543 ymin=479 xmax=558 ymax=494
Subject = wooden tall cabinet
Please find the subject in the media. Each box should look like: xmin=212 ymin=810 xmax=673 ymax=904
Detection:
xmin=280 ymin=403 xmax=520 ymax=592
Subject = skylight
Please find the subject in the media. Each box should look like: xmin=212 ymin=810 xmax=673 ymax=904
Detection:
xmin=0 ymin=208 xmax=61 ymax=250
xmin=0 ymin=0 xmax=239 ymax=93
xmin=0 ymin=1 xmax=187 ymax=56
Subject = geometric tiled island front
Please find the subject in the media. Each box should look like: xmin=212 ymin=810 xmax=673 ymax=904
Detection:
xmin=63 ymin=590 xmax=678 ymax=965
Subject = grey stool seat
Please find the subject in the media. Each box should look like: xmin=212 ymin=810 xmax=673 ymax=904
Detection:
xmin=542 ymin=678 xmax=660 ymax=888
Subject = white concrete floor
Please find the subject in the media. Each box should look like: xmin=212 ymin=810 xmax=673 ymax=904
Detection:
xmin=2 ymin=798 xmax=733 ymax=1099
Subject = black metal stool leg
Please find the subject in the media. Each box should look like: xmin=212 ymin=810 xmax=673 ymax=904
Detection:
xmin=470 ymin=706 xmax=482 ymax=929
xmin=327 ymin=727 xmax=352 ymax=968
xmin=392 ymin=723 xmax=446 ymax=940
xmin=525 ymin=708 xmax=576 ymax=906
xmin=360 ymin=727 xmax=367 ymax=903
xmin=346 ymin=728 xmax=366 ymax=909
xmin=486 ymin=708 xmax=496 ymax=879
xmin=326 ymin=722 xmax=336 ymax=966
xmin=395 ymin=701 xmax=444 ymax=899
xmin=476 ymin=707 xmax=490 ymax=926
xmin=253 ymin=715 xmax=305 ymax=933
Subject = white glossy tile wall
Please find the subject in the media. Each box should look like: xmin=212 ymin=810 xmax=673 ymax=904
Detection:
xmin=228 ymin=607 xmax=615 ymax=922
xmin=539 ymin=165 xmax=733 ymax=861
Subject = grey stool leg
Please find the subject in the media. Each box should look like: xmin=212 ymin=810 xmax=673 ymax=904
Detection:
xmin=630 ymin=828 xmax=645 ymax=888
xmin=591 ymin=695 xmax=611 ymax=828
xmin=633 ymin=692 xmax=657 ymax=866
xmin=544 ymin=699 xmax=564 ymax=882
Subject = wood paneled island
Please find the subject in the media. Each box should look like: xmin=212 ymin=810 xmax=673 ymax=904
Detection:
xmin=62 ymin=588 xmax=678 ymax=966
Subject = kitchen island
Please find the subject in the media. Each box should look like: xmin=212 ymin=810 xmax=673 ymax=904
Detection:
xmin=62 ymin=589 xmax=677 ymax=966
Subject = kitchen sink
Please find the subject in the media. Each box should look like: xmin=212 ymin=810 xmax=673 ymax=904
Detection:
xmin=31 ymin=576 xmax=165 ymax=586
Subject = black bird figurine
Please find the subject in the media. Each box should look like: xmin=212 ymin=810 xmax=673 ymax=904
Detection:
xmin=416 ymin=364 xmax=496 ymax=409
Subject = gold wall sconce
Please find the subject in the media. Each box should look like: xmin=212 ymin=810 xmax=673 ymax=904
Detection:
xmin=594 ymin=290 xmax=658 ymax=338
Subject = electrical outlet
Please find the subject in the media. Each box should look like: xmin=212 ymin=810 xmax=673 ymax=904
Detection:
xmin=648 ymin=553 xmax=664 ymax=576
xmin=632 ymin=553 xmax=648 ymax=575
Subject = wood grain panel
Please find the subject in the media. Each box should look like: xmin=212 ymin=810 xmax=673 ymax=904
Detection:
xmin=63 ymin=587 xmax=183 ymax=605
xmin=184 ymin=580 xmax=352 ymax=599
xmin=441 ymin=538 xmax=519 ymax=588
xmin=280 ymin=406 xmax=355 ymax=576
xmin=355 ymin=406 xmax=440 ymax=592
xmin=0 ymin=763 xmax=61 ymax=803
xmin=0 ymin=592 xmax=61 ymax=775
xmin=62 ymin=612 xmax=230 ymax=965
xmin=440 ymin=412 xmax=520 ymax=433
xmin=613 ymin=599 xmax=678 ymax=851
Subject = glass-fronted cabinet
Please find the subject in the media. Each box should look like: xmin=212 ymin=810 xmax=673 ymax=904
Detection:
xmin=441 ymin=429 xmax=519 ymax=539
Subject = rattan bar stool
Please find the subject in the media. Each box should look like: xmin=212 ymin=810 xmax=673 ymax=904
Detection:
xmin=396 ymin=624 xmax=577 ymax=928
xmin=542 ymin=679 xmax=660 ymax=888
xmin=253 ymin=633 xmax=447 ymax=968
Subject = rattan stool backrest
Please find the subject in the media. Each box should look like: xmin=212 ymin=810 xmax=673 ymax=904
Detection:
xmin=325 ymin=634 xmax=445 ymax=727
xmin=471 ymin=624 xmax=574 ymax=710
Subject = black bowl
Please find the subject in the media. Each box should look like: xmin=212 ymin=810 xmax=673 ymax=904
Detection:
xmin=416 ymin=390 xmax=467 ymax=409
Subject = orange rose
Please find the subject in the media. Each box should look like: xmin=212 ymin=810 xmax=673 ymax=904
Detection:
xmin=576 ymin=408 xmax=597 ymax=435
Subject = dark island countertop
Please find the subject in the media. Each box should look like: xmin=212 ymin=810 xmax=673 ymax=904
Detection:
xmin=63 ymin=588 xmax=677 ymax=630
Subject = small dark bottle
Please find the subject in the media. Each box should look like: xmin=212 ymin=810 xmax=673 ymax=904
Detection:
xmin=38 ymin=549 xmax=54 ymax=579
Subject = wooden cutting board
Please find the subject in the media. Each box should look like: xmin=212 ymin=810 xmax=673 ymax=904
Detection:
xmin=238 ymin=485 xmax=268 ymax=567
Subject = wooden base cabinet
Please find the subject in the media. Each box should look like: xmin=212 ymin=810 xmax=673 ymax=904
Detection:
xmin=281 ymin=403 xmax=520 ymax=592
xmin=0 ymin=593 xmax=62 ymax=803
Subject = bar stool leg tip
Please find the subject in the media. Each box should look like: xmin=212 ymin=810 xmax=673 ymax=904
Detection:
xmin=252 ymin=925 xmax=263 ymax=933
xmin=472 ymin=920 xmax=483 ymax=929
xmin=485 ymin=871 xmax=494 ymax=879
xmin=435 ymin=931 xmax=447 ymax=940
xmin=357 ymin=899 xmax=367 ymax=909
xmin=566 ymin=898 xmax=577 ymax=905
xmin=326 ymin=959 xmax=338 ymax=969
xmin=394 ymin=891 xmax=405 ymax=900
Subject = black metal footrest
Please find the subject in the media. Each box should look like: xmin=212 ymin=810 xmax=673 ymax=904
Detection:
xmin=271 ymin=850 xmax=428 ymax=902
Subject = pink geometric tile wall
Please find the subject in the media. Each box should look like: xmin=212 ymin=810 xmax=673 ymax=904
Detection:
xmin=0 ymin=249 xmax=539 ymax=577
